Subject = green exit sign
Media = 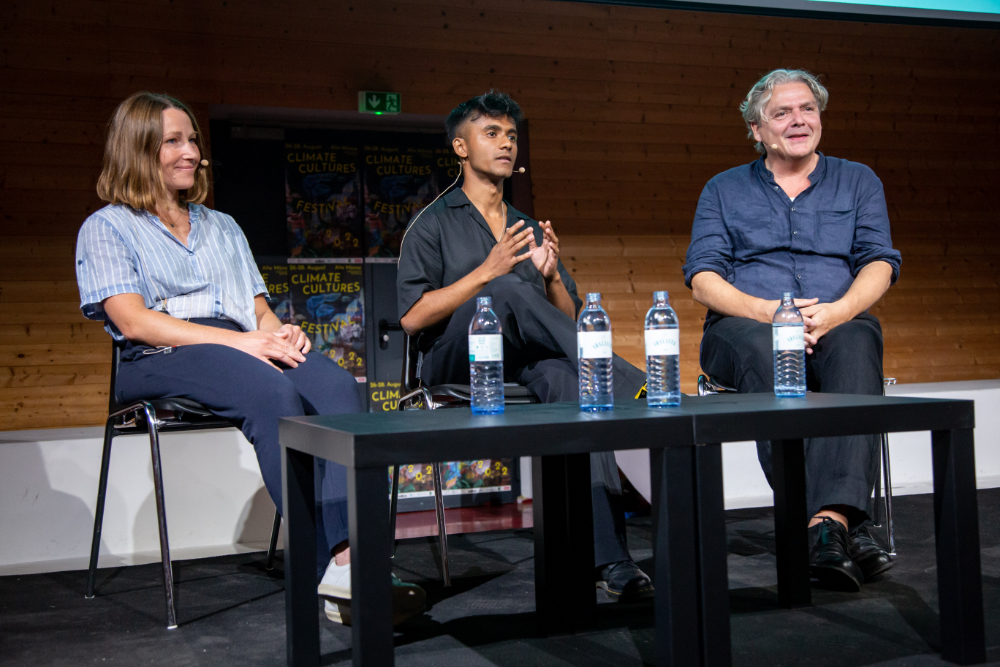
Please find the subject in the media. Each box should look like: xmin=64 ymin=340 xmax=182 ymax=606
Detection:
xmin=358 ymin=91 xmax=401 ymax=115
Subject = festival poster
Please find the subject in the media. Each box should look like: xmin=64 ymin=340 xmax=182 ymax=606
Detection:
xmin=287 ymin=259 xmax=366 ymax=380
xmin=285 ymin=132 xmax=363 ymax=258
xmin=256 ymin=260 xmax=291 ymax=324
xmin=392 ymin=459 xmax=514 ymax=500
xmin=363 ymin=144 xmax=457 ymax=257
xmin=369 ymin=380 xmax=401 ymax=412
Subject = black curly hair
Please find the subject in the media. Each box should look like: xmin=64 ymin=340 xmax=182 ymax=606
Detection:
xmin=444 ymin=89 xmax=523 ymax=141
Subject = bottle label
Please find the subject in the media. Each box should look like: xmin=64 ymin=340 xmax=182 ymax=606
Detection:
xmin=468 ymin=334 xmax=503 ymax=362
xmin=578 ymin=331 xmax=613 ymax=359
xmin=645 ymin=329 xmax=679 ymax=356
xmin=773 ymin=325 xmax=805 ymax=351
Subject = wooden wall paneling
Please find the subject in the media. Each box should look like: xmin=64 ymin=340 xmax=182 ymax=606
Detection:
xmin=1 ymin=0 xmax=998 ymax=428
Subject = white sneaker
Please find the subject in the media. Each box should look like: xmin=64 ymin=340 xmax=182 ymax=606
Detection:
xmin=317 ymin=558 xmax=351 ymax=601
xmin=317 ymin=558 xmax=426 ymax=627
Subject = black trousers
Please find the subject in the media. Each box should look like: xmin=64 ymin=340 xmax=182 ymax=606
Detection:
xmin=116 ymin=319 xmax=363 ymax=578
xmin=700 ymin=314 xmax=884 ymax=528
xmin=422 ymin=274 xmax=648 ymax=568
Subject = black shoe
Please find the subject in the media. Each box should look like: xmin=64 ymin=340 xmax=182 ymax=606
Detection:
xmin=597 ymin=560 xmax=654 ymax=602
xmin=849 ymin=522 xmax=894 ymax=581
xmin=809 ymin=517 xmax=863 ymax=592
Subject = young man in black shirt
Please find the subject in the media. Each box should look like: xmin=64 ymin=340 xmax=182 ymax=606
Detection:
xmin=397 ymin=90 xmax=652 ymax=601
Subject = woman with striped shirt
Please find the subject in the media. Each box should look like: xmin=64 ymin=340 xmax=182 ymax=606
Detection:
xmin=75 ymin=92 xmax=424 ymax=626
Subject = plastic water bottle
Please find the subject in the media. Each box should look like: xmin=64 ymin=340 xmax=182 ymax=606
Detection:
xmin=773 ymin=292 xmax=806 ymax=397
xmin=644 ymin=291 xmax=680 ymax=407
xmin=468 ymin=296 xmax=504 ymax=415
xmin=578 ymin=292 xmax=613 ymax=411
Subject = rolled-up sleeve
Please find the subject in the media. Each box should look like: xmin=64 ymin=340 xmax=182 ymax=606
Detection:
xmin=851 ymin=174 xmax=901 ymax=284
xmin=75 ymin=215 xmax=142 ymax=320
xmin=683 ymin=180 xmax=734 ymax=288
xmin=397 ymin=216 xmax=443 ymax=319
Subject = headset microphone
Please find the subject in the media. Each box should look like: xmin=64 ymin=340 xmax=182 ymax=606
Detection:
xmin=770 ymin=144 xmax=778 ymax=150
xmin=200 ymin=159 xmax=209 ymax=167
xmin=516 ymin=167 xmax=526 ymax=174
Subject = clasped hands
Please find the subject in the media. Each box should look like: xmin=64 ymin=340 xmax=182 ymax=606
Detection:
xmin=763 ymin=297 xmax=850 ymax=354
xmin=235 ymin=323 xmax=311 ymax=371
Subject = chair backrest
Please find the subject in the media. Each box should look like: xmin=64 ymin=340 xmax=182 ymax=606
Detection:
xmin=402 ymin=333 xmax=421 ymax=393
xmin=108 ymin=339 xmax=127 ymax=415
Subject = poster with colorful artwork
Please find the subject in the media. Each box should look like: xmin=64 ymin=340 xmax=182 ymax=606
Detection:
xmin=363 ymin=143 xmax=457 ymax=257
xmin=256 ymin=260 xmax=291 ymax=324
xmin=287 ymin=259 xmax=366 ymax=380
xmin=285 ymin=131 xmax=363 ymax=258
xmin=392 ymin=459 xmax=515 ymax=499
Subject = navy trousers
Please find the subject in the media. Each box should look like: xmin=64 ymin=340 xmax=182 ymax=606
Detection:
xmin=700 ymin=314 xmax=884 ymax=528
xmin=116 ymin=319 xmax=363 ymax=575
xmin=421 ymin=274 xmax=648 ymax=568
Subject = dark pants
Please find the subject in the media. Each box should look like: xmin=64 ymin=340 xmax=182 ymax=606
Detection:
xmin=700 ymin=314 xmax=883 ymax=528
xmin=422 ymin=274 xmax=648 ymax=567
xmin=116 ymin=319 xmax=363 ymax=576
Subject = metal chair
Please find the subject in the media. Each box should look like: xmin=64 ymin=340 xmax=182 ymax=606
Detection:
xmin=86 ymin=340 xmax=281 ymax=629
xmin=696 ymin=373 xmax=897 ymax=555
xmin=393 ymin=333 xmax=538 ymax=586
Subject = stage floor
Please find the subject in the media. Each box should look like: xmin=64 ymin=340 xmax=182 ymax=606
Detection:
xmin=3 ymin=490 xmax=998 ymax=666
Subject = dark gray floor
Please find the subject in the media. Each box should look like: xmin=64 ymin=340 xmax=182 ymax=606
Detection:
xmin=3 ymin=489 xmax=999 ymax=666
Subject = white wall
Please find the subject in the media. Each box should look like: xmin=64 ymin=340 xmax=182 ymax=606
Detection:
xmin=0 ymin=427 xmax=279 ymax=576
xmin=615 ymin=379 xmax=1000 ymax=508
xmin=1 ymin=380 xmax=996 ymax=576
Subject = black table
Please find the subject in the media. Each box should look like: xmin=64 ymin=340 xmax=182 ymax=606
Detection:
xmin=279 ymin=401 xmax=695 ymax=666
xmin=279 ymin=393 xmax=985 ymax=666
xmin=661 ymin=392 xmax=984 ymax=667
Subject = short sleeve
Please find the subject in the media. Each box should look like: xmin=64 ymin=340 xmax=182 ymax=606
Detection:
xmin=75 ymin=214 xmax=143 ymax=320
xmin=397 ymin=214 xmax=444 ymax=319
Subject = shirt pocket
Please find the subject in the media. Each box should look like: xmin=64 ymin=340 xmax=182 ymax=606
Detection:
xmin=815 ymin=210 xmax=855 ymax=256
xmin=727 ymin=205 xmax=779 ymax=255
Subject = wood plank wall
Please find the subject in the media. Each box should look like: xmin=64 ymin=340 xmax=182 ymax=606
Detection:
xmin=2 ymin=0 xmax=998 ymax=430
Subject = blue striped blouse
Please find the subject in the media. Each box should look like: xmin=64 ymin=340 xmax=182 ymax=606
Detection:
xmin=75 ymin=204 xmax=268 ymax=340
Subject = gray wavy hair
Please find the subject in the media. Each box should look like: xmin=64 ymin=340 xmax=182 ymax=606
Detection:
xmin=740 ymin=69 xmax=829 ymax=154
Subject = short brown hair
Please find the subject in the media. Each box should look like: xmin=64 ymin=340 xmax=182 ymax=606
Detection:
xmin=96 ymin=92 xmax=210 ymax=210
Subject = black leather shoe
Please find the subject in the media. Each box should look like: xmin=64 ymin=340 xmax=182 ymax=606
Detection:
xmin=849 ymin=522 xmax=894 ymax=581
xmin=809 ymin=517 xmax=863 ymax=592
xmin=597 ymin=560 xmax=654 ymax=602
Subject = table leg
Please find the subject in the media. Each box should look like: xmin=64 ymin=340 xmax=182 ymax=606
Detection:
xmin=931 ymin=428 xmax=986 ymax=665
xmin=282 ymin=445 xmax=318 ymax=667
xmin=349 ymin=466 xmax=394 ymax=667
xmin=651 ymin=446 xmax=700 ymax=666
xmin=695 ymin=445 xmax=732 ymax=667
xmin=532 ymin=453 xmax=595 ymax=636
xmin=771 ymin=438 xmax=811 ymax=608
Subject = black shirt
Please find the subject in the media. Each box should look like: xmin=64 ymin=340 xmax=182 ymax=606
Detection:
xmin=397 ymin=188 xmax=582 ymax=349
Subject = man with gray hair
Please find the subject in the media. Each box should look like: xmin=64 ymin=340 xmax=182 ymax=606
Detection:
xmin=683 ymin=69 xmax=902 ymax=591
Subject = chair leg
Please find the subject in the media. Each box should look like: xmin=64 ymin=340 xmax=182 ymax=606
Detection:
xmin=873 ymin=447 xmax=883 ymax=528
xmin=265 ymin=510 xmax=281 ymax=571
xmin=432 ymin=462 xmax=451 ymax=587
xmin=146 ymin=410 xmax=178 ymax=629
xmin=389 ymin=465 xmax=400 ymax=558
xmin=882 ymin=432 xmax=896 ymax=556
xmin=86 ymin=418 xmax=117 ymax=599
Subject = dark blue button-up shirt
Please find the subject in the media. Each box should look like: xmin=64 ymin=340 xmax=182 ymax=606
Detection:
xmin=683 ymin=153 xmax=901 ymax=329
